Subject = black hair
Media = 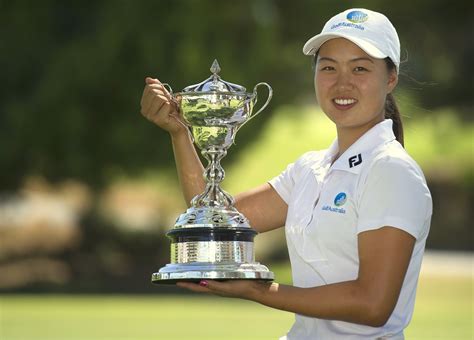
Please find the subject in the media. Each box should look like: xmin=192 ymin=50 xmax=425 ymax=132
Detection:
xmin=384 ymin=58 xmax=404 ymax=147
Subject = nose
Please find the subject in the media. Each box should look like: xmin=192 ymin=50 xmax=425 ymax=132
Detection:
xmin=335 ymin=69 xmax=354 ymax=91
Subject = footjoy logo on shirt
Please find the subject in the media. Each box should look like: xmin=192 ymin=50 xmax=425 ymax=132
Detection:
xmin=348 ymin=153 xmax=362 ymax=168
xmin=322 ymin=192 xmax=347 ymax=214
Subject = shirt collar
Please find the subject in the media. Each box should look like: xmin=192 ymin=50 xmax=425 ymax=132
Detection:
xmin=327 ymin=119 xmax=396 ymax=174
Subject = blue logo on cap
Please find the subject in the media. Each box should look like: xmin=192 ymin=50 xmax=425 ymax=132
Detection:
xmin=334 ymin=192 xmax=347 ymax=207
xmin=347 ymin=10 xmax=368 ymax=23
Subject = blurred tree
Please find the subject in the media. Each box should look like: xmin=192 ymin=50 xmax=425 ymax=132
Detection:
xmin=0 ymin=0 xmax=472 ymax=189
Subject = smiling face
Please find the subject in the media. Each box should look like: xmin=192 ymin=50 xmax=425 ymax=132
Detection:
xmin=315 ymin=38 xmax=398 ymax=134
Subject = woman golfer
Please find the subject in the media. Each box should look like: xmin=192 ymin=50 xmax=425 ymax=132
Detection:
xmin=140 ymin=8 xmax=432 ymax=340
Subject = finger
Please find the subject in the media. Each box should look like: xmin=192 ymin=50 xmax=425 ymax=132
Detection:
xmin=141 ymin=86 xmax=167 ymax=109
xmin=141 ymin=82 xmax=162 ymax=106
xmin=176 ymin=282 xmax=211 ymax=294
xmin=141 ymin=78 xmax=159 ymax=103
xmin=149 ymin=86 xmax=171 ymax=99
xmin=145 ymin=77 xmax=160 ymax=85
xmin=205 ymin=280 xmax=232 ymax=292
xmin=144 ymin=79 xmax=169 ymax=95
xmin=203 ymin=280 xmax=237 ymax=296
xmin=149 ymin=83 xmax=172 ymax=99
xmin=141 ymin=86 xmax=170 ymax=108
xmin=141 ymin=76 xmax=163 ymax=101
xmin=140 ymin=84 xmax=151 ymax=107
xmin=142 ymin=92 xmax=170 ymax=117
xmin=151 ymin=88 xmax=168 ymax=97
xmin=143 ymin=97 xmax=168 ymax=121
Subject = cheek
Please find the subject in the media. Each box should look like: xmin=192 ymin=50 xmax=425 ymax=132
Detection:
xmin=314 ymin=74 xmax=331 ymax=98
xmin=359 ymin=81 xmax=387 ymax=107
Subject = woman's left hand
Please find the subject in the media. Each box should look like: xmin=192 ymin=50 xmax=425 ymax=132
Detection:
xmin=176 ymin=280 xmax=273 ymax=301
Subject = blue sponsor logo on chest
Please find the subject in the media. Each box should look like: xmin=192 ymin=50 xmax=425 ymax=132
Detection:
xmin=322 ymin=205 xmax=346 ymax=214
xmin=334 ymin=192 xmax=347 ymax=206
xmin=322 ymin=192 xmax=347 ymax=214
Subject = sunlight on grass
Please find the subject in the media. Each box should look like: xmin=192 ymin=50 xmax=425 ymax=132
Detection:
xmin=405 ymin=275 xmax=473 ymax=339
xmin=1 ymin=272 xmax=471 ymax=340
xmin=0 ymin=294 xmax=293 ymax=340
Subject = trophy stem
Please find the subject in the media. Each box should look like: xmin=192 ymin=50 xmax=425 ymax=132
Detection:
xmin=191 ymin=147 xmax=234 ymax=208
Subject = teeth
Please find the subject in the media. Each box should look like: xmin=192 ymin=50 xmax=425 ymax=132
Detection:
xmin=334 ymin=98 xmax=356 ymax=105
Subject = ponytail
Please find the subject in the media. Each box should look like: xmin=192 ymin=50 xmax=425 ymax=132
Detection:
xmin=385 ymin=93 xmax=404 ymax=147
xmin=384 ymin=58 xmax=404 ymax=147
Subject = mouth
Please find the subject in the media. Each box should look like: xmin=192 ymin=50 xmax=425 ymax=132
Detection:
xmin=332 ymin=97 xmax=358 ymax=110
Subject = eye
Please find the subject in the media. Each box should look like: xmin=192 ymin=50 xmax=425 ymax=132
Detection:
xmin=320 ymin=65 xmax=335 ymax=71
xmin=354 ymin=66 xmax=368 ymax=72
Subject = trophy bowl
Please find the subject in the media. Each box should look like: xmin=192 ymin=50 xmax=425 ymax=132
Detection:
xmin=178 ymin=92 xmax=252 ymax=150
xmin=152 ymin=60 xmax=274 ymax=283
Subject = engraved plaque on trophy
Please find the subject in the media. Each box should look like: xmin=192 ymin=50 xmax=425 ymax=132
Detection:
xmin=152 ymin=60 xmax=274 ymax=283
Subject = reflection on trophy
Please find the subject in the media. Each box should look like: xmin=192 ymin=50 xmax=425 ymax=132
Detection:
xmin=152 ymin=60 xmax=274 ymax=283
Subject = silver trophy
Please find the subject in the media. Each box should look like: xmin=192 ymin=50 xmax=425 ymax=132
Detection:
xmin=152 ymin=60 xmax=274 ymax=283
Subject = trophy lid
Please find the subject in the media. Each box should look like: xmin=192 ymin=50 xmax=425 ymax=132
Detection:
xmin=182 ymin=59 xmax=246 ymax=93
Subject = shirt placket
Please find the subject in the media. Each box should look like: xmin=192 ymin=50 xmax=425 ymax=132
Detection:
xmin=305 ymin=164 xmax=332 ymax=229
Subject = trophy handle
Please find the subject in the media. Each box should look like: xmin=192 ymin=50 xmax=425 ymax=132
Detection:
xmin=249 ymin=82 xmax=273 ymax=121
xmin=162 ymin=82 xmax=179 ymax=107
xmin=161 ymin=83 xmax=191 ymax=140
xmin=161 ymin=83 xmax=174 ymax=95
xmin=235 ymin=82 xmax=272 ymax=133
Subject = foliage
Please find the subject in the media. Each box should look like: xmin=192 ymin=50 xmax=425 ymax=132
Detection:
xmin=0 ymin=0 xmax=472 ymax=189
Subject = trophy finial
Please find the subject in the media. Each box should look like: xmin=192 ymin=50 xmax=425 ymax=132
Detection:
xmin=210 ymin=59 xmax=221 ymax=75
xmin=181 ymin=58 xmax=246 ymax=93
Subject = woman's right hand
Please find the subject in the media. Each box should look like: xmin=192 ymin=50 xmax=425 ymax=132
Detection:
xmin=140 ymin=77 xmax=187 ymax=136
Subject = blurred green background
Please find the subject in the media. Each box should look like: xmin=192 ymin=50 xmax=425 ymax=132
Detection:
xmin=0 ymin=0 xmax=472 ymax=339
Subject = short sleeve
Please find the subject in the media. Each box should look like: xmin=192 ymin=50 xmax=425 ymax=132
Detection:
xmin=357 ymin=158 xmax=432 ymax=239
xmin=268 ymin=162 xmax=296 ymax=204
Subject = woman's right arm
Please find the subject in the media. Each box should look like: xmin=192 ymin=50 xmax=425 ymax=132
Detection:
xmin=234 ymin=184 xmax=287 ymax=233
xmin=140 ymin=77 xmax=287 ymax=232
xmin=140 ymin=77 xmax=206 ymax=204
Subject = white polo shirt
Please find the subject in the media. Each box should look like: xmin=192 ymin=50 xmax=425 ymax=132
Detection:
xmin=269 ymin=119 xmax=432 ymax=340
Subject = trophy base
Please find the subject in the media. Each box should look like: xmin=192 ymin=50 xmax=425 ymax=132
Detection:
xmin=152 ymin=262 xmax=274 ymax=284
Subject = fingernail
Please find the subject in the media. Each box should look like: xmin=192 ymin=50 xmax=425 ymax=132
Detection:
xmin=199 ymin=280 xmax=208 ymax=287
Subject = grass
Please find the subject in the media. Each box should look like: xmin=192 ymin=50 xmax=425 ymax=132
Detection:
xmin=0 ymin=294 xmax=292 ymax=340
xmin=1 ymin=271 xmax=472 ymax=340
xmin=406 ymin=275 xmax=473 ymax=339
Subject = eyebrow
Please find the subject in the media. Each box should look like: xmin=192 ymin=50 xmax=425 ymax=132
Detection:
xmin=317 ymin=56 xmax=374 ymax=63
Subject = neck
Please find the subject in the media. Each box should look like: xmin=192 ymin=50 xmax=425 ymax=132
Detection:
xmin=335 ymin=118 xmax=384 ymax=158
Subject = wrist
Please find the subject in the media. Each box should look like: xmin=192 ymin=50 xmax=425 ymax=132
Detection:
xmin=249 ymin=281 xmax=278 ymax=303
xmin=170 ymin=128 xmax=192 ymax=144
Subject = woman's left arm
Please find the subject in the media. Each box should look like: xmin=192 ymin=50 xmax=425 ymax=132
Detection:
xmin=177 ymin=226 xmax=415 ymax=327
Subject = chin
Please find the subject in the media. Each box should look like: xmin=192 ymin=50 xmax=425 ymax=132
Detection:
xmin=326 ymin=111 xmax=383 ymax=130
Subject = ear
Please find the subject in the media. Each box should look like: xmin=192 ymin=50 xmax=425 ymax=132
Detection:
xmin=387 ymin=70 xmax=398 ymax=94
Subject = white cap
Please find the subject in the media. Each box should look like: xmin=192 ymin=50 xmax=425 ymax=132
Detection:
xmin=303 ymin=8 xmax=400 ymax=72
